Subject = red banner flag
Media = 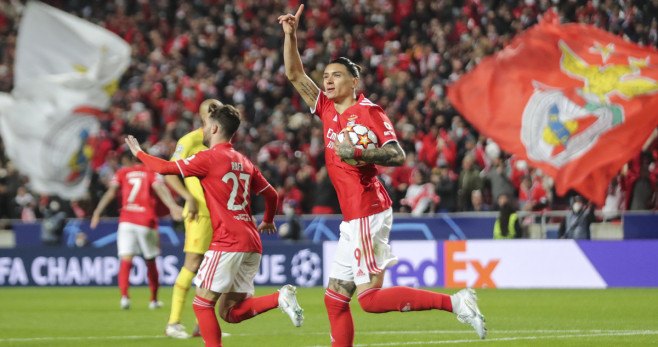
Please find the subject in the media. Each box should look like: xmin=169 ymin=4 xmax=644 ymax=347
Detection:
xmin=448 ymin=19 xmax=658 ymax=205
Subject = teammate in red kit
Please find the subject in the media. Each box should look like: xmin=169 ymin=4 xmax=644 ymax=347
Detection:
xmin=124 ymin=103 xmax=303 ymax=347
xmin=91 ymin=152 xmax=183 ymax=310
xmin=280 ymin=5 xmax=487 ymax=345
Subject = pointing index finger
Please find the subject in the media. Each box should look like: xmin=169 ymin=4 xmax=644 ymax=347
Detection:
xmin=295 ymin=4 xmax=304 ymax=21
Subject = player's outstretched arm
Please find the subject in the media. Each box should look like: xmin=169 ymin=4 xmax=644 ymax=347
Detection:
xmin=125 ymin=135 xmax=181 ymax=175
xmin=125 ymin=135 xmax=144 ymax=157
xmin=91 ymin=185 xmax=118 ymax=229
xmin=278 ymin=5 xmax=320 ymax=108
xmin=153 ymin=181 xmax=184 ymax=221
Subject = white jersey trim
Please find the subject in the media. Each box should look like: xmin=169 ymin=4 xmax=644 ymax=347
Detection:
xmin=256 ymin=184 xmax=271 ymax=195
xmin=359 ymin=97 xmax=377 ymax=107
xmin=380 ymin=139 xmax=398 ymax=147
xmin=175 ymin=161 xmax=185 ymax=179
xmin=310 ymin=91 xmax=324 ymax=115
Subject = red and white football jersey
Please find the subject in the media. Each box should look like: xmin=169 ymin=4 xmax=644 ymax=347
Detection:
xmin=111 ymin=165 xmax=162 ymax=229
xmin=312 ymin=92 xmax=397 ymax=221
xmin=174 ymin=143 xmax=270 ymax=253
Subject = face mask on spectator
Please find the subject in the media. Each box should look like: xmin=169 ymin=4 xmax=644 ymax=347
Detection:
xmin=572 ymin=202 xmax=582 ymax=213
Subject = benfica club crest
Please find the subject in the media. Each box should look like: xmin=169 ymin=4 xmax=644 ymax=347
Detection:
xmin=521 ymin=41 xmax=658 ymax=168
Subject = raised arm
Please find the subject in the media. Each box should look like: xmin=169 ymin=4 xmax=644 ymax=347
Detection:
xmin=278 ymin=5 xmax=320 ymax=108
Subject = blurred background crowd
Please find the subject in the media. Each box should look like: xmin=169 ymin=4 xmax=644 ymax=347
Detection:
xmin=1 ymin=0 xmax=658 ymax=224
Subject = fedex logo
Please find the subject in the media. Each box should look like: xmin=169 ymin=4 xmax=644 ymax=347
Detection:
xmin=386 ymin=241 xmax=499 ymax=289
xmin=445 ymin=241 xmax=499 ymax=288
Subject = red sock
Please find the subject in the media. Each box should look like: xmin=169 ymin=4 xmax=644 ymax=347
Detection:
xmin=324 ymin=289 xmax=354 ymax=347
xmin=145 ymin=260 xmax=159 ymax=301
xmin=227 ymin=292 xmax=279 ymax=323
xmin=118 ymin=259 xmax=132 ymax=298
xmin=357 ymin=287 xmax=452 ymax=313
xmin=193 ymin=296 xmax=222 ymax=347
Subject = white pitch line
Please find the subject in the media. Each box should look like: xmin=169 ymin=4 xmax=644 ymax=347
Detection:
xmin=4 ymin=329 xmax=657 ymax=344
xmin=222 ymin=329 xmax=654 ymax=337
xmin=0 ymin=336 xmax=166 ymax=343
xmin=346 ymin=330 xmax=658 ymax=346
xmin=0 ymin=332 xmax=232 ymax=343
xmin=303 ymin=330 xmax=658 ymax=347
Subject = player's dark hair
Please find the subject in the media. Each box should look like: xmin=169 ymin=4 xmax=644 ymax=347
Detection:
xmin=209 ymin=104 xmax=241 ymax=139
xmin=329 ymin=57 xmax=362 ymax=79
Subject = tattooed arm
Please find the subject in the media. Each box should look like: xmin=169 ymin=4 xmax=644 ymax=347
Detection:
xmin=335 ymin=134 xmax=406 ymax=167
xmin=362 ymin=142 xmax=406 ymax=166
xmin=279 ymin=5 xmax=320 ymax=108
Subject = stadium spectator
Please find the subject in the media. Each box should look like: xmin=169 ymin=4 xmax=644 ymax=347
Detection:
xmin=493 ymin=194 xmax=522 ymax=239
xmin=628 ymin=164 xmax=655 ymax=210
xmin=602 ymin=173 xmax=625 ymax=221
xmin=518 ymin=174 xmax=550 ymax=212
xmin=40 ymin=198 xmax=67 ymax=246
xmin=558 ymin=195 xmax=596 ymax=240
xmin=390 ymin=151 xmax=417 ymax=210
xmin=91 ymin=152 xmax=183 ymax=310
xmin=457 ymin=153 xmax=483 ymax=211
xmin=434 ymin=163 xmax=458 ymax=212
xmin=468 ymin=189 xmax=491 ymax=212
xmin=280 ymin=6 xmax=486 ymax=346
xmin=485 ymin=154 xmax=515 ymax=210
xmin=400 ymin=169 xmax=439 ymax=216
xmin=124 ymin=103 xmax=304 ymax=347
xmin=15 ymin=185 xmax=36 ymax=222
xmin=310 ymin=166 xmax=340 ymax=215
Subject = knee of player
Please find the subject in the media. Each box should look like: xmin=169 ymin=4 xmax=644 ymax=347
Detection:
xmin=356 ymin=289 xmax=379 ymax=313
xmin=217 ymin=308 xmax=232 ymax=323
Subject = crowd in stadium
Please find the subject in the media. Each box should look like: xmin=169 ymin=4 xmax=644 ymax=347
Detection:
xmin=1 ymin=0 xmax=658 ymax=224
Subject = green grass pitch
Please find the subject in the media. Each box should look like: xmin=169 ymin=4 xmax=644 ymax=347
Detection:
xmin=1 ymin=286 xmax=657 ymax=346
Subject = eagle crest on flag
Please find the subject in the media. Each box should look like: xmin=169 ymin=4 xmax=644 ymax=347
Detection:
xmin=447 ymin=15 xmax=658 ymax=204
xmin=521 ymin=41 xmax=658 ymax=168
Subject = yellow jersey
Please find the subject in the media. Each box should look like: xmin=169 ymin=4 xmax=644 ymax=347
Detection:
xmin=171 ymin=129 xmax=210 ymax=217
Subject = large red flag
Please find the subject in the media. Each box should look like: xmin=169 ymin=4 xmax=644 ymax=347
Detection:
xmin=448 ymin=18 xmax=658 ymax=205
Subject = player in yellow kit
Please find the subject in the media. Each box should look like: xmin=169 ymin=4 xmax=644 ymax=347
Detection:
xmin=164 ymin=99 xmax=222 ymax=339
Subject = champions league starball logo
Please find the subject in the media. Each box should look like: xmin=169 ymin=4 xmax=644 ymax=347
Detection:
xmin=521 ymin=41 xmax=658 ymax=168
xmin=290 ymin=248 xmax=322 ymax=287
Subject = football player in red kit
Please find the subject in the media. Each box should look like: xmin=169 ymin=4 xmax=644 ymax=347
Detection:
xmin=279 ymin=5 xmax=486 ymax=345
xmin=124 ymin=103 xmax=303 ymax=347
xmin=91 ymin=152 xmax=183 ymax=310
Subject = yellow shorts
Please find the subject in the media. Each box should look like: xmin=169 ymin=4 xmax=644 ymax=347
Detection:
xmin=184 ymin=215 xmax=213 ymax=255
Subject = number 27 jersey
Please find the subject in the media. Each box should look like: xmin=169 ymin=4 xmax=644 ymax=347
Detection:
xmin=174 ymin=142 xmax=270 ymax=253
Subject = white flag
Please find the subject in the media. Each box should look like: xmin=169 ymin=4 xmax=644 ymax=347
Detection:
xmin=0 ymin=1 xmax=130 ymax=200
